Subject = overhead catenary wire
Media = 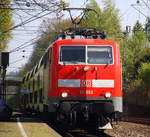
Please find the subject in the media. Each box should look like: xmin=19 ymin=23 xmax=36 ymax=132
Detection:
xmin=0 ymin=2 xmax=39 ymax=6
xmin=13 ymin=32 xmax=38 ymax=35
xmin=10 ymin=21 xmax=58 ymax=53
xmin=131 ymin=4 xmax=148 ymax=18
xmin=80 ymin=0 xmax=89 ymax=8
xmin=140 ymin=0 xmax=150 ymax=10
xmin=0 ymin=2 xmax=44 ymax=10
xmin=9 ymin=7 xmax=64 ymax=53
xmin=15 ymin=41 xmax=37 ymax=51
xmin=14 ymin=25 xmax=48 ymax=28
xmin=14 ymin=2 xmax=49 ymax=31
xmin=119 ymin=6 xmax=131 ymax=19
xmin=0 ymin=7 xmax=46 ymax=10
xmin=10 ymin=36 xmax=39 ymax=53
xmin=0 ymin=0 xmax=56 ymax=11
xmin=6 ymin=1 xmax=64 ymax=73
xmin=32 ymin=0 xmax=60 ymax=10
xmin=13 ymin=29 xmax=39 ymax=31
xmin=13 ymin=10 xmax=27 ymax=21
xmin=2 ymin=9 xmax=47 ymax=34
xmin=2 ymin=3 xmax=62 ymax=34
xmin=10 ymin=58 xmax=27 ymax=65
xmin=15 ymin=1 xmax=45 ymax=19
xmin=13 ymin=7 xmax=28 ymax=31
xmin=8 ymin=67 xmax=22 ymax=69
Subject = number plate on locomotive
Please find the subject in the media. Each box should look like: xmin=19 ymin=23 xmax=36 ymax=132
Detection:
xmin=80 ymin=90 xmax=93 ymax=94
xmin=80 ymin=80 xmax=92 ymax=87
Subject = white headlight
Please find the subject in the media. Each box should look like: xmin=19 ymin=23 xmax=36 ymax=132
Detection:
xmin=62 ymin=92 xmax=68 ymax=98
xmin=105 ymin=92 xmax=111 ymax=98
xmin=84 ymin=66 xmax=90 ymax=72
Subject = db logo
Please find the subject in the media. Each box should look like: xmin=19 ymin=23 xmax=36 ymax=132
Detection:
xmin=80 ymin=80 xmax=92 ymax=87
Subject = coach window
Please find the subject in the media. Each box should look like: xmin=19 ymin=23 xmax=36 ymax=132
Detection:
xmin=60 ymin=46 xmax=85 ymax=64
xmin=87 ymin=46 xmax=113 ymax=64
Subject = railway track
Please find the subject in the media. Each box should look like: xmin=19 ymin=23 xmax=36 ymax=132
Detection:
xmin=47 ymin=121 xmax=113 ymax=137
xmin=63 ymin=129 xmax=112 ymax=137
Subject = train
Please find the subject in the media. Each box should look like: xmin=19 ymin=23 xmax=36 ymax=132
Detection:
xmin=21 ymin=28 xmax=123 ymax=129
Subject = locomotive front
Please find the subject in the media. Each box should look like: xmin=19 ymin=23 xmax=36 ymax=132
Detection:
xmin=49 ymin=29 xmax=122 ymax=129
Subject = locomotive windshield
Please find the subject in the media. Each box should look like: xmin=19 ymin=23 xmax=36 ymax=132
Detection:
xmin=87 ymin=46 xmax=113 ymax=64
xmin=60 ymin=46 xmax=113 ymax=65
xmin=60 ymin=46 xmax=85 ymax=64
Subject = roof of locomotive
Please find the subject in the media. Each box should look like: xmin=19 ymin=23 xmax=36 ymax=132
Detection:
xmin=53 ymin=28 xmax=118 ymax=47
xmin=54 ymin=38 xmax=118 ymax=47
xmin=57 ymin=28 xmax=106 ymax=39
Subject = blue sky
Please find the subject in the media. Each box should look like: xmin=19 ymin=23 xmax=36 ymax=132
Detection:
xmin=7 ymin=0 xmax=150 ymax=73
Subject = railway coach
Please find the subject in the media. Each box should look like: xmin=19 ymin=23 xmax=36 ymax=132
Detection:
xmin=22 ymin=28 xmax=122 ymax=129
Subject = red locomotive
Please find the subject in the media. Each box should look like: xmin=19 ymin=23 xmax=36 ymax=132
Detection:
xmin=22 ymin=28 xmax=122 ymax=129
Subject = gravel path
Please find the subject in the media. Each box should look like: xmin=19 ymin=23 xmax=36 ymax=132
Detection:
xmin=105 ymin=122 xmax=150 ymax=137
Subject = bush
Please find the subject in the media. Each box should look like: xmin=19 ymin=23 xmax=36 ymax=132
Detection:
xmin=138 ymin=63 xmax=150 ymax=97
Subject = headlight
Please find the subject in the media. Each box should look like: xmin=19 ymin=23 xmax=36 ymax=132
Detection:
xmin=105 ymin=92 xmax=111 ymax=98
xmin=61 ymin=92 xmax=68 ymax=98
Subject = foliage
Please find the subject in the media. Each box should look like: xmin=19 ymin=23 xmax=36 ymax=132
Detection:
xmin=83 ymin=0 xmax=102 ymax=28
xmin=138 ymin=63 xmax=150 ymax=89
xmin=101 ymin=0 xmax=121 ymax=38
xmin=125 ymin=31 xmax=148 ymax=81
xmin=83 ymin=0 xmax=122 ymax=40
xmin=138 ymin=63 xmax=150 ymax=98
xmin=0 ymin=0 xmax=13 ymax=50
xmin=123 ymin=21 xmax=150 ymax=99
xmin=133 ymin=21 xmax=143 ymax=33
